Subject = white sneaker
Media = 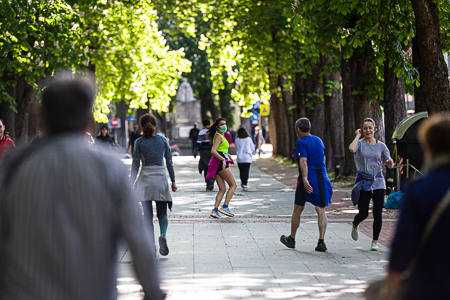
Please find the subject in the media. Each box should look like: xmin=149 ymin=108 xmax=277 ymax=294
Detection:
xmin=242 ymin=185 xmax=248 ymax=191
xmin=351 ymin=225 xmax=359 ymax=241
xmin=371 ymin=240 xmax=379 ymax=251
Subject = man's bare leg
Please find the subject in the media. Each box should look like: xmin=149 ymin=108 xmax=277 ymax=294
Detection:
xmin=290 ymin=204 xmax=305 ymax=239
xmin=315 ymin=206 xmax=328 ymax=240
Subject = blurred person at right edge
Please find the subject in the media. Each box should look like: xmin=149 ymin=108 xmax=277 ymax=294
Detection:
xmin=374 ymin=113 xmax=450 ymax=300
xmin=197 ymin=120 xmax=215 ymax=191
xmin=235 ymin=127 xmax=255 ymax=191
xmin=0 ymin=119 xmax=15 ymax=160
xmin=0 ymin=75 xmax=165 ymax=300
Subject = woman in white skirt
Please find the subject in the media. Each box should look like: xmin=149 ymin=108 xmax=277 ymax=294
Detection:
xmin=235 ymin=127 xmax=255 ymax=191
xmin=131 ymin=114 xmax=177 ymax=256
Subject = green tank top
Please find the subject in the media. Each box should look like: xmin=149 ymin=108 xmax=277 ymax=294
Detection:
xmin=214 ymin=132 xmax=229 ymax=154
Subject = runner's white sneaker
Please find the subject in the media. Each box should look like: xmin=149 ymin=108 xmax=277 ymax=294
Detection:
xmin=219 ymin=207 xmax=234 ymax=217
xmin=210 ymin=210 xmax=221 ymax=219
xmin=371 ymin=240 xmax=379 ymax=251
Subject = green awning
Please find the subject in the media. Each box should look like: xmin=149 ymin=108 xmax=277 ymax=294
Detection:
xmin=392 ymin=112 xmax=428 ymax=141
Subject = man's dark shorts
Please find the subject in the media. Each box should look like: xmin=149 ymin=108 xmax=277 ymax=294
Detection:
xmin=295 ymin=176 xmax=326 ymax=208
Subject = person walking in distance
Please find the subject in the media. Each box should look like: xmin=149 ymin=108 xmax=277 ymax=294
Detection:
xmin=132 ymin=113 xmax=177 ymax=256
xmin=96 ymin=125 xmax=115 ymax=147
xmin=0 ymin=119 xmax=15 ymax=160
xmin=189 ymin=123 xmax=200 ymax=159
xmin=0 ymin=76 xmax=165 ymax=299
xmin=280 ymin=117 xmax=333 ymax=252
xmin=235 ymin=127 xmax=255 ymax=191
xmin=349 ymin=117 xmax=394 ymax=251
xmin=206 ymin=118 xmax=237 ymax=218
xmin=128 ymin=123 xmax=141 ymax=154
xmin=197 ymin=120 xmax=215 ymax=191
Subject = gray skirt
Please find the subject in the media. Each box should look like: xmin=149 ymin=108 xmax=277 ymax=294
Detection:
xmin=135 ymin=166 xmax=172 ymax=202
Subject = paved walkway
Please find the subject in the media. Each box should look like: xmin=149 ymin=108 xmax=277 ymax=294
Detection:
xmin=118 ymin=156 xmax=388 ymax=299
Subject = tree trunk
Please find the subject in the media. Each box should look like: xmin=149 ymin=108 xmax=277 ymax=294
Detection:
xmin=411 ymin=0 xmax=450 ymax=113
xmin=219 ymin=72 xmax=234 ymax=125
xmin=342 ymin=53 xmax=357 ymax=175
xmin=116 ymin=100 xmax=128 ymax=148
xmin=310 ymin=96 xmax=325 ymax=141
xmin=200 ymin=87 xmax=217 ymax=121
xmin=370 ymin=99 xmax=384 ymax=142
xmin=384 ymin=60 xmax=406 ymax=152
xmin=136 ymin=107 xmax=148 ymax=123
xmin=279 ymin=75 xmax=296 ymax=159
xmin=323 ymin=62 xmax=344 ymax=171
xmin=341 ymin=45 xmax=375 ymax=175
xmin=412 ymin=37 xmax=428 ymax=113
xmin=160 ymin=111 xmax=167 ymax=136
xmin=14 ymin=77 xmax=36 ymax=144
xmin=352 ymin=45 xmax=373 ymax=127
xmin=269 ymin=26 xmax=292 ymax=157
xmin=303 ymin=63 xmax=325 ymax=137
xmin=268 ymin=71 xmax=290 ymax=157
xmin=293 ymin=72 xmax=306 ymax=117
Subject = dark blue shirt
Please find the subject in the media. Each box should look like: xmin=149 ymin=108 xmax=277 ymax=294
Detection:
xmin=389 ymin=162 xmax=450 ymax=300
xmin=295 ymin=135 xmax=325 ymax=168
xmin=131 ymin=135 xmax=175 ymax=183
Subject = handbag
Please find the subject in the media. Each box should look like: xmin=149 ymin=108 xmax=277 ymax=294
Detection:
xmin=364 ymin=188 xmax=450 ymax=300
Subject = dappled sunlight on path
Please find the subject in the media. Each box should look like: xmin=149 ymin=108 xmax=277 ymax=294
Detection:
xmin=118 ymin=155 xmax=387 ymax=299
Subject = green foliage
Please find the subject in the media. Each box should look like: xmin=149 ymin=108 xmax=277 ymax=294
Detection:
xmin=78 ymin=0 xmax=191 ymax=122
xmin=1 ymin=0 xmax=190 ymax=124
xmin=0 ymin=0 xmax=89 ymax=104
xmin=2 ymin=0 xmax=449 ymax=124
xmin=157 ymin=9 xmax=217 ymax=120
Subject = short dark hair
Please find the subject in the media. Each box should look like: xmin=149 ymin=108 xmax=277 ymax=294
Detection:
xmin=202 ymin=120 xmax=211 ymax=127
xmin=418 ymin=113 xmax=450 ymax=157
xmin=42 ymin=77 xmax=94 ymax=135
xmin=237 ymin=127 xmax=249 ymax=138
xmin=295 ymin=117 xmax=311 ymax=133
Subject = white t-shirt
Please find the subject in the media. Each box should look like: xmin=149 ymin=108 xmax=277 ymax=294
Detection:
xmin=235 ymin=137 xmax=255 ymax=163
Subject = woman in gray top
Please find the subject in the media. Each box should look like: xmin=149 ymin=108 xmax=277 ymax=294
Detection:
xmin=349 ymin=118 xmax=394 ymax=251
xmin=132 ymin=113 xmax=177 ymax=256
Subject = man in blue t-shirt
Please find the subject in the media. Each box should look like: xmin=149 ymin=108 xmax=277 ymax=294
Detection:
xmin=280 ymin=117 xmax=333 ymax=252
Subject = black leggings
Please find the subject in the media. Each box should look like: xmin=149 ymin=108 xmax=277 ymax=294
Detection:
xmin=141 ymin=201 xmax=168 ymax=237
xmin=238 ymin=163 xmax=251 ymax=186
xmin=353 ymin=189 xmax=385 ymax=240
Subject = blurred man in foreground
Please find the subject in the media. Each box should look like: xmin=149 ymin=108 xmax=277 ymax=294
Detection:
xmin=0 ymin=75 xmax=165 ymax=300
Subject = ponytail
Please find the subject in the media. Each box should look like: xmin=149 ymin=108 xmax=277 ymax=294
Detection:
xmin=140 ymin=113 xmax=157 ymax=138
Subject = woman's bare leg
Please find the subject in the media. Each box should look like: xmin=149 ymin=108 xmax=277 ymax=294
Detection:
xmin=214 ymin=174 xmax=226 ymax=208
xmin=218 ymin=168 xmax=237 ymax=205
